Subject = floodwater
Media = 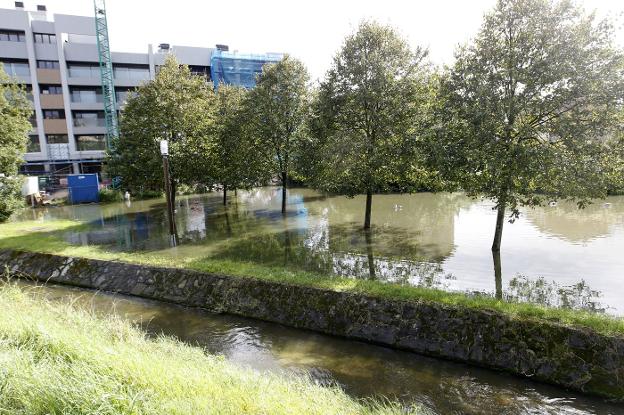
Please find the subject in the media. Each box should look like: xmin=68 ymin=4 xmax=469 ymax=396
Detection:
xmin=22 ymin=281 xmax=623 ymax=415
xmin=13 ymin=187 xmax=624 ymax=315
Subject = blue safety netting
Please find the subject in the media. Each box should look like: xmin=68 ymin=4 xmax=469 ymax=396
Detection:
xmin=210 ymin=50 xmax=283 ymax=89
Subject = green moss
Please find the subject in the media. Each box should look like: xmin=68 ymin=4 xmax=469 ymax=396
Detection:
xmin=0 ymin=281 xmax=419 ymax=414
xmin=1 ymin=219 xmax=624 ymax=337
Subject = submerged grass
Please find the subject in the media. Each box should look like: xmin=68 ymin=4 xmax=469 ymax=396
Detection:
xmin=1 ymin=219 xmax=623 ymax=337
xmin=0 ymin=281 xmax=420 ymax=414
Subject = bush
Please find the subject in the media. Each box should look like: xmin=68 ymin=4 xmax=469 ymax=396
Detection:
xmin=98 ymin=188 xmax=123 ymax=203
xmin=0 ymin=176 xmax=24 ymax=222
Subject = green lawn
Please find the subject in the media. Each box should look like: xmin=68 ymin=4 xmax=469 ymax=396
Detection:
xmin=0 ymin=281 xmax=420 ymax=414
xmin=1 ymin=219 xmax=623 ymax=337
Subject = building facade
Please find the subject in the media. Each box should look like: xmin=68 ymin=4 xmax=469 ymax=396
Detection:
xmin=0 ymin=3 xmax=279 ymax=179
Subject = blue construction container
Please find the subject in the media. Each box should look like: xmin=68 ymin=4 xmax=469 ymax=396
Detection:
xmin=67 ymin=174 xmax=100 ymax=204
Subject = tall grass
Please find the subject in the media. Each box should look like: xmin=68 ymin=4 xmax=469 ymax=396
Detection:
xmin=0 ymin=281 xmax=420 ymax=415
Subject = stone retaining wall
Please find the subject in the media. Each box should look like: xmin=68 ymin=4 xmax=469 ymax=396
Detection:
xmin=2 ymin=249 xmax=623 ymax=400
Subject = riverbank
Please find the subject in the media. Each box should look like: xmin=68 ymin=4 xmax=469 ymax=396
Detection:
xmin=0 ymin=281 xmax=417 ymax=414
xmin=3 ymin=247 xmax=624 ymax=400
xmin=1 ymin=219 xmax=623 ymax=336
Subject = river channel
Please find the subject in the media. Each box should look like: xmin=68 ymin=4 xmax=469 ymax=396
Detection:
xmin=21 ymin=281 xmax=622 ymax=415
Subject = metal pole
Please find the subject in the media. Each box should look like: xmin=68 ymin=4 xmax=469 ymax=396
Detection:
xmin=162 ymin=154 xmax=177 ymax=245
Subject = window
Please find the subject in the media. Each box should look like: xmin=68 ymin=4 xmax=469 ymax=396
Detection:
xmin=46 ymin=134 xmax=68 ymax=144
xmin=115 ymin=88 xmax=135 ymax=104
xmin=27 ymin=135 xmax=41 ymax=152
xmin=43 ymin=110 xmax=65 ymax=119
xmin=40 ymin=84 xmax=62 ymax=95
xmin=33 ymin=33 xmax=56 ymax=44
xmin=70 ymin=87 xmax=103 ymax=103
xmin=76 ymin=135 xmax=106 ymax=151
xmin=0 ymin=60 xmax=29 ymax=77
xmin=73 ymin=111 xmax=105 ymax=127
xmin=67 ymin=63 xmax=100 ymax=78
xmin=113 ymin=65 xmax=150 ymax=81
xmin=0 ymin=30 xmax=25 ymax=42
xmin=37 ymin=60 xmax=59 ymax=69
xmin=28 ymin=112 xmax=37 ymax=128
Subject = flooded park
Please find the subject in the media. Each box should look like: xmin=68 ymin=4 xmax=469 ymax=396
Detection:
xmin=13 ymin=187 xmax=624 ymax=315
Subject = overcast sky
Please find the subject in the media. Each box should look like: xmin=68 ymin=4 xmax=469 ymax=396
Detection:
xmin=2 ymin=0 xmax=624 ymax=80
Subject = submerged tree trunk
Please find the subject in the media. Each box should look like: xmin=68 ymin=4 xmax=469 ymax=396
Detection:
xmin=281 ymin=171 xmax=287 ymax=215
xmin=492 ymin=250 xmax=502 ymax=300
xmin=223 ymin=185 xmax=227 ymax=206
xmin=491 ymin=200 xmax=506 ymax=252
xmin=365 ymin=230 xmax=375 ymax=279
xmin=364 ymin=189 xmax=373 ymax=229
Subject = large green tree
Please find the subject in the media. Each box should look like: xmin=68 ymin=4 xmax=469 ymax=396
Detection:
xmin=109 ymin=56 xmax=218 ymax=202
xmin=247 ymin=55 xmax=310 ymax=214
xmin=311 ymin=21 xmax=432 ymax=229
xmin=213 ymin=85 xmax=266 ymax=205
xmin=435 ymin=0 xmax=624 ymax=252
xmin=0 ymin=64 xmax=32 ymax=222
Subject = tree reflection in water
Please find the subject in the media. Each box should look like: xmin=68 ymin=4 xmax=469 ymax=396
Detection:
xmin=503 ymin=275 xmax=605 ymax=312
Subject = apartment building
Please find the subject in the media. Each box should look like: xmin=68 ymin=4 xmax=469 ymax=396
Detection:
xmin=0 ymin=2 xmax=280 ymax=178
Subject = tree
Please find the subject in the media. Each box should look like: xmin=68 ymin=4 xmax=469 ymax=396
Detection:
xmin=247 ymin=55 xmax=310 ymax=214
xmin=213 ymin=85 xmax=266 ymax=205
xmin=435 ymin=0 xmax=624 ymax=252
xmin=109 ymin=56 xmax=218 ymax=203
xmin=311 ymin=20 xmax=431 ymax=229
xmin=0 ymin=64 xmax=32 ymax=222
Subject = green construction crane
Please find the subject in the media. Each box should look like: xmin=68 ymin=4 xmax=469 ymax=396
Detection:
xmin=94 ymin=0 xmax=118 ymax=150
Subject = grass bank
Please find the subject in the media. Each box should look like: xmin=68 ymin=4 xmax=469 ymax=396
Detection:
xmin=0 ymin=219 xmax=623 ymax=337
xmin=0 ymin=281 xmax=418 ymax=414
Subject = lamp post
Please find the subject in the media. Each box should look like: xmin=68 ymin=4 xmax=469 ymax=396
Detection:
xmin=160 ymin=139 xmax=177 ymax=246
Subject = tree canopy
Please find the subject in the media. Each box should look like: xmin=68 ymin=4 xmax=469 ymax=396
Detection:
xmin=246 ymin=55 xmax=310 ymax=214
xmin=434 ymin=0 xmax=624 ymax=251
xmin=109 ymin=56 xmax=218 ymax=198
xmin=0 ymin=63 xmax=32 ymax=222
xmin=310 ymin=20 xmax=433 ymax=229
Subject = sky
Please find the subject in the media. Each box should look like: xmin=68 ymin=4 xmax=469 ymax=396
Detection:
xmin=2 ymin=0 xmax=624 ymax=81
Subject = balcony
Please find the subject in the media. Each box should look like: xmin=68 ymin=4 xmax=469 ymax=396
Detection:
xmin=43 ymin=118 xmax=68 ymax=134
xmin=39 ymin=93 xmax=65 ymax=108
xmin=36 ymin=68 xmax=61 ymax=83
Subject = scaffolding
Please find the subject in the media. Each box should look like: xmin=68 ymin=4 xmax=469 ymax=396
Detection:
xmin=210 ymin=50 xmax=283 ymax=89
xmin=94 ymin=0 xmax=118 ymax=150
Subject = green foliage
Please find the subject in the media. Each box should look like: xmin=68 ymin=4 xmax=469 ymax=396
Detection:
xmin=433 ymin=0 xmax=624 ymax=248
xmin=211 ymin=85 xmax=266 ymax=196
xmin=246 ymin=55 xmax=310 ymax=212
xmin=98 ymin=188 xmax=123 ymax=203
xmin=0 ymin=64 xmax=32 ymax=222
xmin=108 ymin=56 xmax=218 ymax=194
xmin=0 ymin=281 xmax=421 ymax=414
xmin=309 ymin=21 xmax=434 ymax=227
xmin=0 ymin=176 xmax=24 ymax=222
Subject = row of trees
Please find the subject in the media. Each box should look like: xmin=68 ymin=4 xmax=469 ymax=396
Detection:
xmin=109 ymin=0 xmax=624 ymax=253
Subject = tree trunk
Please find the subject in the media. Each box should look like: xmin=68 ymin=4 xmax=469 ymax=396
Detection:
xmin=491 ymin=201 xmax=506 ymax=252
xmin=223 ymin=185 xmax=227 ymax=206
xmin=281 ymin=171 xmax=287 ymax=215
xmin=365 ymin=230 xmax=375 ymax=279
xmin=364 ymin=189 xmax=373 ymax=229
xmin=492 ymin=250 xmax=502 ymax=300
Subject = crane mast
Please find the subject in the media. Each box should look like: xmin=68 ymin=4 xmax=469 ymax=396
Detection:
xmin=93 ymin=0 xmax=118 ymax=150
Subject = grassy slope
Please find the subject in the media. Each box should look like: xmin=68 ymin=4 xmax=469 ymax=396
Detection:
xmin=1 ymin=220 xmax=623 ymax=336
xmin=0 ymin=282 xmax=419 ymax=415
